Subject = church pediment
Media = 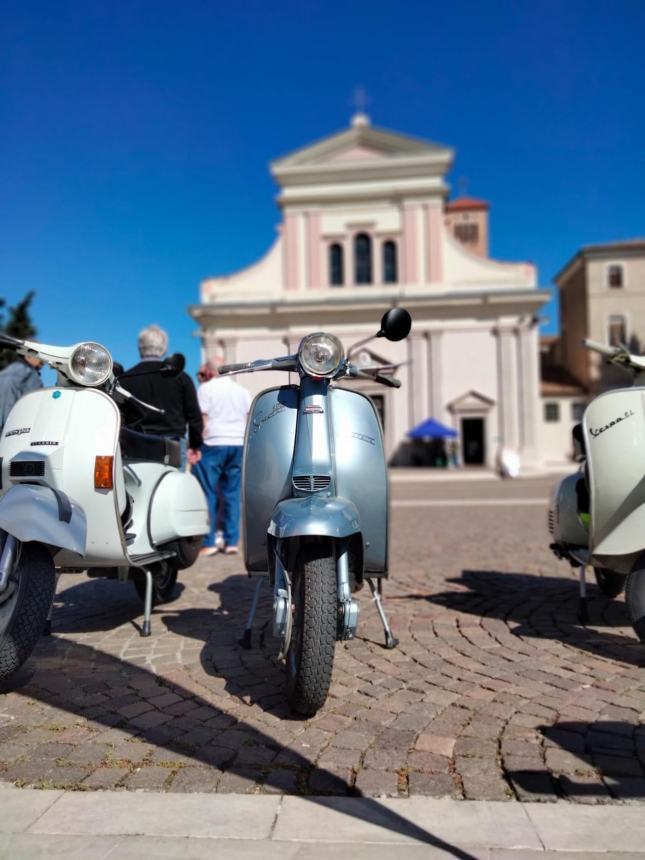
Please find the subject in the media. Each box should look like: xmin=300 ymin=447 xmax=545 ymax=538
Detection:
xmin=271 ymin=122 xmax=453 ymax=172
xmin=448 ymin=390 xmax=495 ymax=413
xmin=352 ymin=346 xmax=400 ymax=375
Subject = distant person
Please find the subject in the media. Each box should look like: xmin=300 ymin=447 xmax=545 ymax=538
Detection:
xmin=119 ymin=324 xmax=203 ymax=468
xmin=196 ymin=363 xmax=224 ymax=550
xmin=193 ymin=360 xmax=251 ymax=557
xmin=0 ymin=353 xmax=43 ymax=433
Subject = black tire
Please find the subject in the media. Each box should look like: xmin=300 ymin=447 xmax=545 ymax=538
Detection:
xmin=593 ymin=567 xmax=626 ymax=599
xmin=286 ymin=542 xmax=337 ymax=717
xmin=0 ymin=542 xmax=55 ymax=681
xmin=132 ymin=563 xmax=179 ymax=606
xmin=626 ymin=568 xmax=645 ymax=643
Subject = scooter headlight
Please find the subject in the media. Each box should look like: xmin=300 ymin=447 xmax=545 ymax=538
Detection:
xmin=69 ymin=342 xmax=113 ymax=386
xmin=298 ymin=333 xmax=344 ymax=378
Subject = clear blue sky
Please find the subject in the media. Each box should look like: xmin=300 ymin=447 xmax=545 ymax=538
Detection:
xmin=1 ymin=0 xmax=644 ymax=379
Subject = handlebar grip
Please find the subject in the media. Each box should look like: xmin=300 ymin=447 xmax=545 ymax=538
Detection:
xmin=583 ymin=338 xmax=619 ymax=357
xmin=219 ymin=362 xmax=250 ymax=375
xmin=373 ymin=373 xmax=401 ymax=389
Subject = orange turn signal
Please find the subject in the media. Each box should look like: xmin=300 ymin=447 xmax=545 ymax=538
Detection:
xmin=94 ymin=455 xmax=114 ymax=489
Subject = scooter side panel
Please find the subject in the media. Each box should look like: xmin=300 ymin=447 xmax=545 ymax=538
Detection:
xmin=243 ymin=386 xmax=298 ymax=571
xmin=331 ymin=387 xmax=388 ymax=574
xmin=585 ymin=388 xmax=645 ymax=557
xmin=149 ymin=470 xmax=209 ymax=545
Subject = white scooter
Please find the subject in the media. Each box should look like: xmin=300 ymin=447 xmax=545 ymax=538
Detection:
xmin=549 ymin=338 xmax=645 ymax=638
xmin=0 ymin=334 xmax=208 ymax=680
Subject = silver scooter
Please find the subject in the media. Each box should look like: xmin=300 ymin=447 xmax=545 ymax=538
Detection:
xmin=549 ymin=338 xmax=645 ymax=637
xmin=219 ymin=308 xmax=412 ymax=716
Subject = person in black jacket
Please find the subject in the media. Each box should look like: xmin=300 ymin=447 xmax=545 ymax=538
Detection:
xmin=119 ymin=324 xmax=202 ymax=468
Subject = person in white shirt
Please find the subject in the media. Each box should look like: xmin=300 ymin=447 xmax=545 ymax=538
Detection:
xmin=193 ymin=362 xmax=251 ymax=557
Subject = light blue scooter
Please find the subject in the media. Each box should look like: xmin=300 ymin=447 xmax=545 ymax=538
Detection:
xmin=219 ymin=308 xmax=411 ymax=715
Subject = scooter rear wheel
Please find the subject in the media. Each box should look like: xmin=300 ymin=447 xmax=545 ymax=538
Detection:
xmin=593 ymin=567 xmax=626 ymax=599
xmin=626 ymin=568 xmax=645 ymax=643
xmin=286 ymin=543 xmax=337 ymax=717
xmin=0 ymin=542 xmax=55 ymax=681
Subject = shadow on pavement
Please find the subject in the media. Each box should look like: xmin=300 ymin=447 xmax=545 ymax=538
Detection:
xmin=0 ymin=593 xmax=476 ymax=858
xmin=400 ymin=568 xmax=645 ymax=667
xmin=506 ymin=719 xmax=645 ymax=803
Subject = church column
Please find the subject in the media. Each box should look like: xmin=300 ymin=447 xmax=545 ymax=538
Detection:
xmin=427 ymin=331 xmax=443 ymax=420
xmin=283 ymin=212 xmax=299 ymax=291
xmin=408 ymin=334 xmax=429 ymax=426
xmin=402 ymin=203 xmax=419 ymax=285
xmin=495 ymin=326 xmax=519 ymax=450
xmin=307 ymin=213 xmax=321 ymax=288
xmin=517 ymin=323 xmax=542 ymax=468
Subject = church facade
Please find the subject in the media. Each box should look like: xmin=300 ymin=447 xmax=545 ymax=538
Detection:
xmin=190 ymin=115 xmax=547 ymax=469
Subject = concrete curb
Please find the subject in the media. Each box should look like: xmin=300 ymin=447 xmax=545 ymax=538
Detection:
xmin=2 ymin=785 xmax=645 ymax=857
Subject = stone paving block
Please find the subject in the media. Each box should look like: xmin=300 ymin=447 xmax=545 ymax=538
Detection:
xmin=354 ymin=767 xmax=400 ymax=796
xmin=169 ymin=767 xmax=222 ymax=793
xmin=408 ymin=771 xmax=457 ymax=797
xmin=81 ymin=767 xmax=130 ymax=789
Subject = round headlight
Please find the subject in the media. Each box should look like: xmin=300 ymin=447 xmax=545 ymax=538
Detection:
xmin=298 ymin=333 xmax=344 ymax=378
xmin=69 ymin=342 xmax=113 ymax=386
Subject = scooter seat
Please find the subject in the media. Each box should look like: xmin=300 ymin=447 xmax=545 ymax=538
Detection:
xmin=120 ymin=427 xmax=181 ymax=468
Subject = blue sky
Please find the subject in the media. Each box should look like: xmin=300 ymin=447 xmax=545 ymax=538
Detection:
xmin=1 ymin=0 xmax=644 ymax=379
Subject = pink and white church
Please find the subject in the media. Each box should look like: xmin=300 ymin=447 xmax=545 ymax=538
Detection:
xmin=190 ymin=114 xmax=548 ymax=468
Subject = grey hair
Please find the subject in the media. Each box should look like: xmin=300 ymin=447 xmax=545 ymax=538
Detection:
xmin=138 ymin=324 xmax=168 ymax=358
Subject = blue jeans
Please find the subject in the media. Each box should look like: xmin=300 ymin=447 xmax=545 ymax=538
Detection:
xmin=192 ymin=445 xmax=243 ymax=548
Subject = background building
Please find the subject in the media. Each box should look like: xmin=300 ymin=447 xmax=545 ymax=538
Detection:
xmin=190 ymin=115 xmax=547 ymax=469
xmin=539 ymin=239 xmax=645 ymax=466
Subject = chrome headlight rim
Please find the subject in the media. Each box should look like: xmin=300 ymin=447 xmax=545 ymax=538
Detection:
xmin=298 ymin=332 xmax=344 ymax=378
xmin=68 ymin=341 xmax=113 ymax=387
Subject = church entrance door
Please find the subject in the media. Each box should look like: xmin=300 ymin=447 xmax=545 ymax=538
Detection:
xmin=461 ymin=417 xmax=485 ymax=465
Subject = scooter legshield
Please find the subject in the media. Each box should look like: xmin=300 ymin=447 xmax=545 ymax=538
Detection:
xmin=585 ymin=388 xmax=645 ymax=559
xmin=0 ymin=483 xmax=86 ymax=555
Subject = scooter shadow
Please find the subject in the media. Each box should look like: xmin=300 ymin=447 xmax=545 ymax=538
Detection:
xmin=50 ymin=576 xmax=185 ymax=635
xmin=412 ymin=568 xmax=645 ymax=668
xmin=161 ymin=574 xmax=294 ymax=718
xmin=0 ymin=638 xmax=475 ymax=856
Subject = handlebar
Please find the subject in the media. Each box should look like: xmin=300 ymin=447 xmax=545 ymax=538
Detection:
xmin=583 ymin=338 xmax=623 ymax=358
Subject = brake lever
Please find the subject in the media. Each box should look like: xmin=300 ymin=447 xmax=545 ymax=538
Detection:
xmin=113 ymin=383 xmax=165 ymax=414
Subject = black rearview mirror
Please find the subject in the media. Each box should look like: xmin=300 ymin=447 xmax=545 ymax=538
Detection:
xmin=161 ymin=353 xmax=186 ymax=376
xmin=377 ymin=308 xmax=412 ymax=342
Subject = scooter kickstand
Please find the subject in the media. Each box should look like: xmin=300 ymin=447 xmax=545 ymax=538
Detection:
xmin=240 ymin=577 xmax=263 ymax=649
xmin=578 ymin=564 xmax=588 ymax=625
xmin=142 ymin=568 xmax=153 ymax=637
xmin=367 ymin=578 xmax=399 ymax=649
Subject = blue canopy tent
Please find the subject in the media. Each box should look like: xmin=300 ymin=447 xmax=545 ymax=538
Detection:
xmin=408 ymin=417 xmax=457 ymax=439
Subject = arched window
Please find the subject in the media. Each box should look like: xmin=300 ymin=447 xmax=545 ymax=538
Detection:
xmin=354 ymin=233 xmax=372 ymax=285
xmin=329 ymin=243 xmax=344 ymax=287
xmin=382 ymin=240 xmax=398 ymax=283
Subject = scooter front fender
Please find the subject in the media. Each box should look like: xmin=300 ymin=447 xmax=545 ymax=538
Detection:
xmin=268 ymin=496 xmax=361 ymax=540
xmin=0 ymin=484 xmax=86 ymax=556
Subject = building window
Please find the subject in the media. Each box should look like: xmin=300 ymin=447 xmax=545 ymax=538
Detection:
xmin=571 ymin=402 xmax=586 ymax=422
xmin=608 ymin=314 xmax=627 ymax=346
xmin=607 ymin=264 xmax=624 ymax=289
xmin=329 ymin=243 xmax=344 ymax=287
xmin=354 ymin=233 xmax=372 ymax=284
xmin=544 ymin=402 xmax=560 ymax=422
xmin=454 ymin=222 xmax=479 ymax=244
xmin=382 ymin=240 xmax=398 ymax=283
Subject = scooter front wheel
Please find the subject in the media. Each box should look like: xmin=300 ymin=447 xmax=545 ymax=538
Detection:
xmin=0 ymin=542 xmax=55 ymax=681
xmin=593 ymin=567 xmax=626 ymax=599
xmin=286 ymin=543 xmax=337 ymax=717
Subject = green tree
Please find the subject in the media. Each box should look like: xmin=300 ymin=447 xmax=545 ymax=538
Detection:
xmin=0 ymin=292 xmax=38 ymax=369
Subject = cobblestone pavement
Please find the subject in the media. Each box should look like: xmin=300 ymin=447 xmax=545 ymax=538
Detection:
xmin=2 ymin=474 xmax=645 ymax=803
